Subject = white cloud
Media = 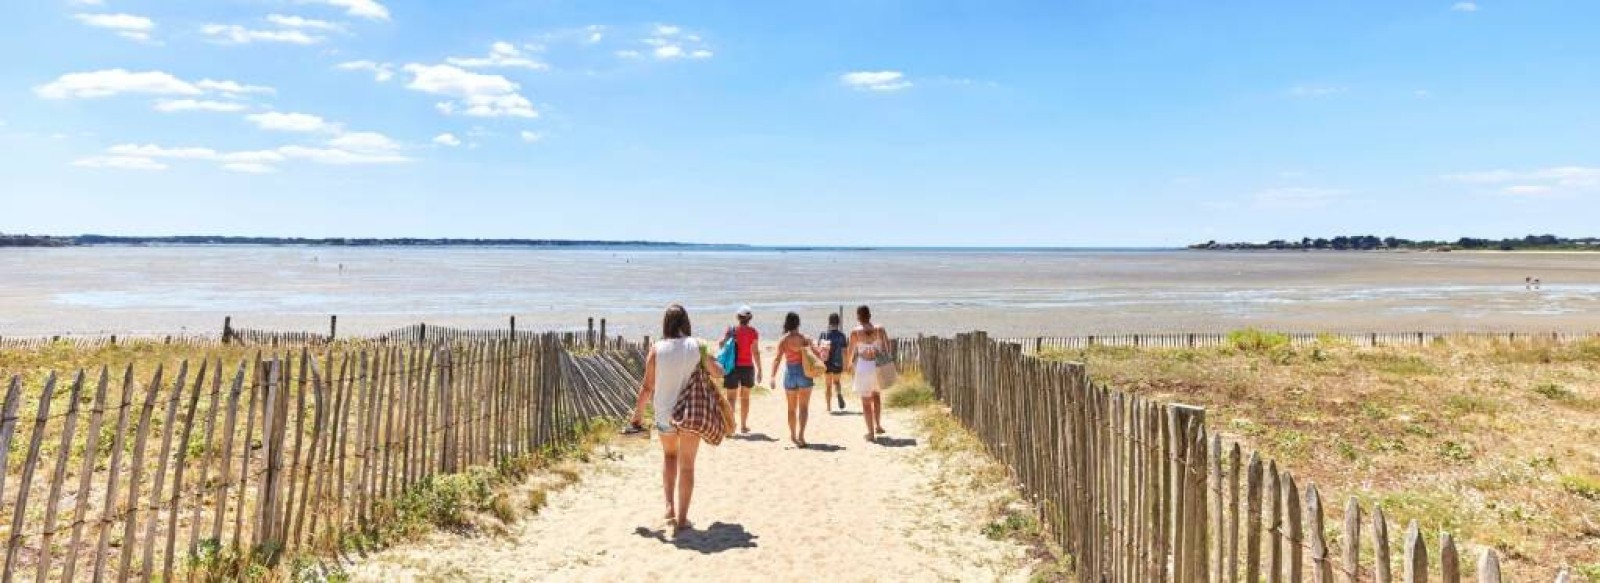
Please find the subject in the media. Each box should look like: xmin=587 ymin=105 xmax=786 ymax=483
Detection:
xmin=154 ymin=99 xmax=249 ymax=113
xmin=328 ymin=131 xmax=402 ymax=153
xmin=627 ymin=24 xmax=714 ymax=61
xmin=1444 ymin=166 xmax=1600 ymax=195
xmin=1451 ymin=2 xmax=1478 ymax=12
xmin=300 ymin=0 xmax=390 ymax=21
xmin=403 ymin=63 xmax=538 ymax=118
xmin=433 ymin=133 xmax=461 ymax=147
xmin=1286 ymin=84 xmax=1347 ymax=98
xmin=1252 ymin=187 xmax=1348 ymax=209
xmin=103 ymin=140 xmax=408 ymax=171
xmin=841 ymin=71 xmax=912 ymax=92
xmin=266 ymin=14 xmax=345 ymax=32
xmin=201 ymin=23 xmax=321 ymax=45
xmin=446 ymin=42 xmax=548 ymax=70
xmin=73 ymin=13 xmax=155 ymax=42
xmin=35 ymin=69 xmax=201 ymax=99
xmin=246 ymin=112 xmax=340 ymax=133
xmin=194 ymin=79 xmax=275 ymax=95
xmin=520 ymin=130 xmax=542 ymax=143
xmin=586 ymin=25 xmax=605 ymax=44
xmin=278 ymin=145 xmax=409 ymax=165
xmin=336 ymin=60 xmax=395 ymax=82
xmin=222 ymin=162 xmax=278 ymax=174
xmin=1503 ymin=185 xmax=1552 ymax=196
xmin=72 ymin=156 xmax=167 ymax=171
xmin=1414 ymin=89 xmax=1432 ymax=98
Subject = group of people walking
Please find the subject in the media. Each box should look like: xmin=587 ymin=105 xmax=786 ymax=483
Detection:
xmin=628 ymin=304 xmax=895 ymax=536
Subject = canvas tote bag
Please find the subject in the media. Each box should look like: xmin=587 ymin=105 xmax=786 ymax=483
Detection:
xmin=873 ymin=328 xmax=899 ymax=389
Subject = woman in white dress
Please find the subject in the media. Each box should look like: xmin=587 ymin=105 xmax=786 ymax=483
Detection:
xmin=630 ymin=304 xmax=722 ymax=536
xmin=845 ymin=305 xmax=891 ymax=442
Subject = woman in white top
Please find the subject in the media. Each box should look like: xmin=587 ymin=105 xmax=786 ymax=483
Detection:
xmin=630 ymin=304 xmax=723 ymax=535
xmin=845 ymin=305 xmax=891 ymax=443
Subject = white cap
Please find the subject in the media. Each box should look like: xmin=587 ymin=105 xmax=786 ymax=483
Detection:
xmin=737 ymin=305 xmax=753 ymax=317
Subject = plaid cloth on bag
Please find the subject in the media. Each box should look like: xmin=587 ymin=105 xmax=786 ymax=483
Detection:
xmin=671 ymin=364 xmax=729 ymax=446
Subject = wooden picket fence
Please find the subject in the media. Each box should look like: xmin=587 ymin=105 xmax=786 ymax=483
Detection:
xmin=996 ymin=330 xmax=1599 ymax=353
xmin=0 ymin=333 xmax=642 ymax=582
xmin=903 ymin=332 xmax=1572 ymax=583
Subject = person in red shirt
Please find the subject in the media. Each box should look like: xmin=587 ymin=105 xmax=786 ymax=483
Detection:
xmin=719 ymin=305 xmax=761 ymax=433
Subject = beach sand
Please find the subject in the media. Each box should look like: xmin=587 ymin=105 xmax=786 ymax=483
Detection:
xmin=346 ymin=388 xmax=1036 ymax=582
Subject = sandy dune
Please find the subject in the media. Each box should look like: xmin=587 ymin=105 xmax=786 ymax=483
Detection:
xmin=346 ymin=389 xmax=1036 ymax=582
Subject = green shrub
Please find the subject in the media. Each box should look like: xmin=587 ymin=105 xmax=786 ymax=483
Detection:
xmin=887 ymin=379 xmax=936 ymax=408
xmin=1561 ymin=475 xmax=1600 ymax=501
xmin=1533 ymin=382 xmax=1575 ymax=401
xmin=1227 ymin=328 xmax=1291 ymax=353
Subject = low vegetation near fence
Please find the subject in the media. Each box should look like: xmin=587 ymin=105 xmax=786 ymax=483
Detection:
xmin=0 ymin=333 xmax=642 ymax=581
xmin=997 ymin=329 xmax=1598 ymax=353
xmin=904 ymin=332 xmax=1578 ymax=583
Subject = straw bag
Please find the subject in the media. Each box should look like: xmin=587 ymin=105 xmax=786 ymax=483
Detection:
xmin=800 ymin=345 xmax=827 ymax=379
xmin=873 ymin=329 xmax=899 ymax=389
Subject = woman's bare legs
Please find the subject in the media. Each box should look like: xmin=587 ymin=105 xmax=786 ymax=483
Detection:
xmin=860 ymin=396 xmax=876 ymax=440
xmin=659 ymin=432 xmax=680 ymax=521
xmin=675 ymin=434 xmax=701 ymax=531
xmin=796 ymin=388 xmax=813 ymax=445
xmin=784 ymin=389 xmax=800 ymax=444
xmin=869 ymin=394 xmax=885 ymax=434
xmin=736 ymin=387 xmax=752 ymax=432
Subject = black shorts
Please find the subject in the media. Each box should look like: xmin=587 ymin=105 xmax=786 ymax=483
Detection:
xmin=724 ymin=366 xmax=756 ymax=388
xmin=825 ymin=362 xmax=844 ymax=374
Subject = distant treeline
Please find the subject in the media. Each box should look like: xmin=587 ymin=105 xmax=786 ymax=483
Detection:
xmin=1191 ymin=234 xmax=1600 ymax=251
xmin=1 ymin=233 xmax=723 ymax=248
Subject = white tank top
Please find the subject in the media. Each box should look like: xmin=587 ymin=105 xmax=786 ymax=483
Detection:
xmin=652 ymin=338 xmax=701 ymax=427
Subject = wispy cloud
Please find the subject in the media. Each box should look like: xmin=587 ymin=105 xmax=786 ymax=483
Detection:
xmin=841 ymin=71 xmax=912 ymax=92
xmin=433 ymin=133 xmax=462 ymax=147
xmin=72 ymin=156 xmax=168 ymax=171
xmin=201 ymin=23 xmax=322 ymax=45
xmin=73 ymin=13 xmax=156 ymax=43
xmin=246 ymin=112 xmax=341 ymax=133
xmin=520 ymin=130 xmax=542 ymax=143
xmin=447 ymin=42 xmax=548 ymax=70
xmin=1286 ymin=84 xmax=1347 ymax=99
xmin=154 ymin=99 xmax=250 ymax=113
xmin=335 ymin=60 xmax=395 ymax=82
xmin=1252 ymin=187 xmax=1348 ymax=209
xmin=627 ymin=24 xmax=713 ymax=61
xmin=1451 ymin=2 xmax=1479 ymax=13
xmin=266 ymin=14 xmax=345 ymax=32
xmin=403 ymin=63 xmax=538 ymax=118
xmin=1443 ymin=165 xmax=1600 ymax=196
xmin=35 ymin=69 xmax=272 ymax=99
xmin=299 ymin=0 xmax=390 ymax=21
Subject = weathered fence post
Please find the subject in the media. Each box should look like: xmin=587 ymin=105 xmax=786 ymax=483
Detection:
xmin=222 ymin=316 xmax=233 ymax=344
xmin=510 ymin=316 xmax=517 ymax=340
xmin=587 ymin=318 xmax=595 ymax=349
xmin=329 ymin=315 xmax=338 ymax=341
xmin=600 ymin=319 xmax=607 ymax=348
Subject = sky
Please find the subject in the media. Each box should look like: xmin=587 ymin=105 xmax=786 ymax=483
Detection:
xmin=1 ymin=0 xmax=1597 ymax=247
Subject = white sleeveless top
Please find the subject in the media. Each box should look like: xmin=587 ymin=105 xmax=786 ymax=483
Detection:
xmin=652 ymin=338 xmax=701 ymax=427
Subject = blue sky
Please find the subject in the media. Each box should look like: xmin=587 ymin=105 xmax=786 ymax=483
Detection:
xmin=1 ymin=0 xmax=1596 ymax=246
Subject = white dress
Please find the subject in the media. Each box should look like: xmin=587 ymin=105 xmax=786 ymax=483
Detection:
xmin=853 ymin=335 xmax=881 ymax=397
xmin=651 ymin=338 xmax=701 ymax=430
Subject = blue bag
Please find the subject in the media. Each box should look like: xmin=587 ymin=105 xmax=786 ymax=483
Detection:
xmin=716 ymin=329 xmax=738 ymax=373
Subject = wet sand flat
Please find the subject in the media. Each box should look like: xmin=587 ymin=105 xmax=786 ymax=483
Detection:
xmin=2 ymin=247 xmax=1598 ymax=337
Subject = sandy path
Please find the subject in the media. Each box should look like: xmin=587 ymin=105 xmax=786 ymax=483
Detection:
xmin=347 ymin=389 xmax=1036 ymax=582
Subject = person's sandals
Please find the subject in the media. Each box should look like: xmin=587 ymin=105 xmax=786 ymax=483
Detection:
xmin=876 ymin=427 xmax=887 ymax=435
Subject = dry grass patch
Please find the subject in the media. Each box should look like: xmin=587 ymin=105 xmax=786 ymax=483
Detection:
xmin=1041 ymin=336 xmax=1600 ymax=579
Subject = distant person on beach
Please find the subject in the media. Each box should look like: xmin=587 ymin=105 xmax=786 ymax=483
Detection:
xmin=629 ymin=304 xmax=721 ymax=536
xmin=720 ymin=306 xmax=761 ymax=433
xmin=770 ymin=312 xmax=820 ymax=447
xmin=819 ymin=313 xmax=849 ymax=412
xmin=846 ymin=305 xmax=890 ymax=442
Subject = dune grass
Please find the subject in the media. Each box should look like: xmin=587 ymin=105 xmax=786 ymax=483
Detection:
xmin=1039 ymin=335 xmax=1600 ymax=580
